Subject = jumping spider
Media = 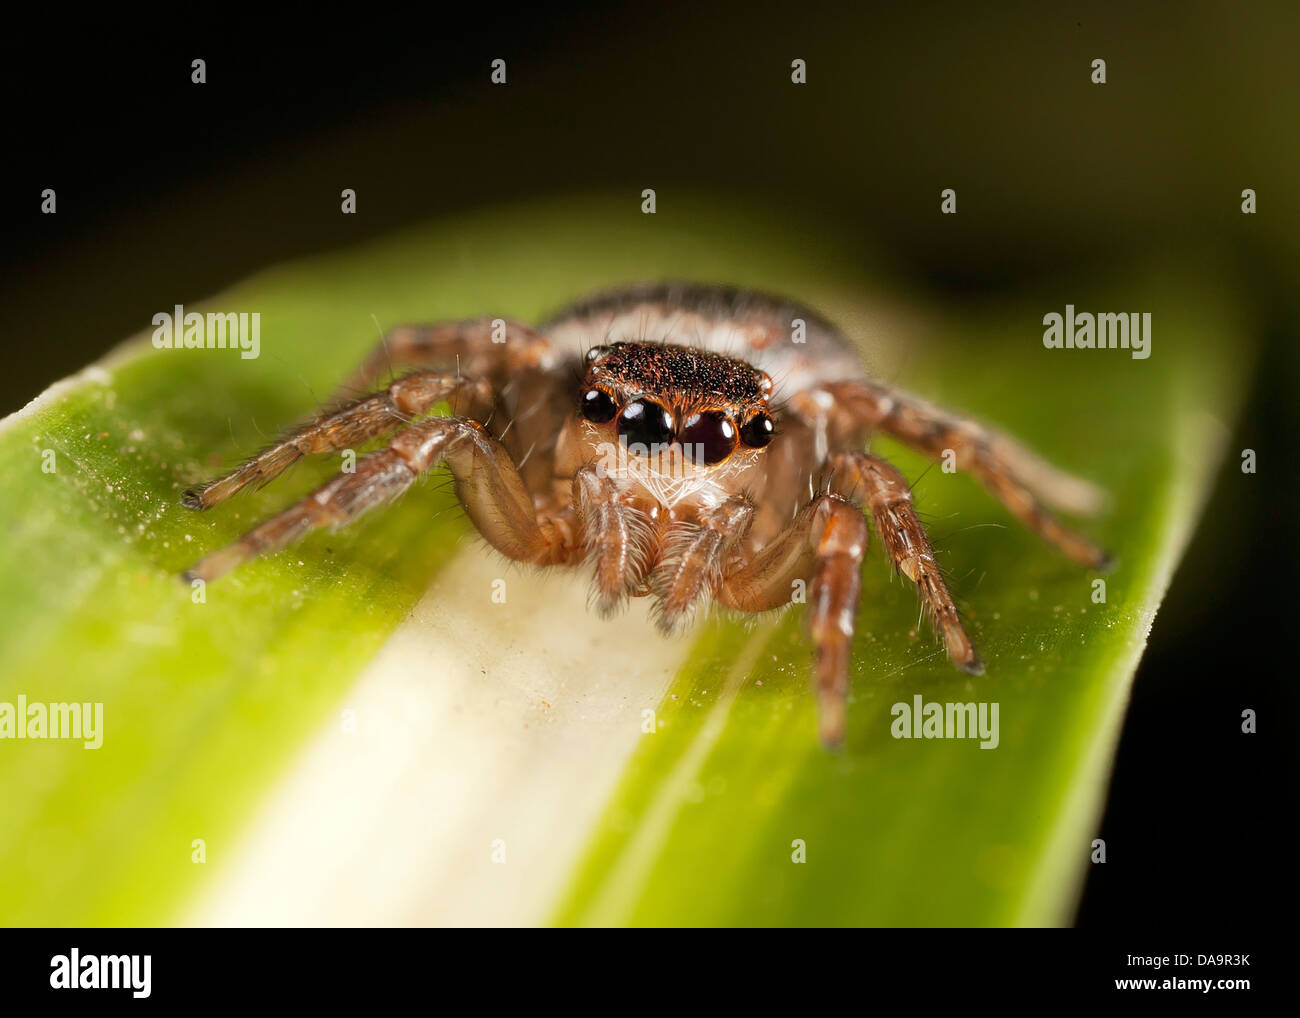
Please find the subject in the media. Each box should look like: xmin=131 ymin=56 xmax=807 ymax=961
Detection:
xmin=181 ymin=283 xmax=1110 ymax=746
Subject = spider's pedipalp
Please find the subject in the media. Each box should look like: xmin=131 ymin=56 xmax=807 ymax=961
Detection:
xmin=823 ymin=380 xmax=1112 ymax=569
xmin=650 ymin=496 xmax=753 ymax=635
xmin=830 ymin=450 xmax=983 ymax=676
xmin=572 ymin=467 xmax=656 ymax=616
xmin=180 ymin=371 xmax=492 ymax=511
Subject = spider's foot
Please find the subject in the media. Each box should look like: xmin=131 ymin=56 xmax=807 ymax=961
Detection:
xmin=940 ymin=623 xmax=984 ymax=677
xmin=816 ymin=696 xmax=847 ymax=750
xmin=179 ymin=544 xmax=249 ymax=585
xmin=651 ymin=600 xmax=703 ymax=638
xmin=180 ymin=461 xmax=273 ymax=510
xmin=1093 ymin=549 xmax=1118 ymax=573
xmin=589 ymin=589 xmax=628 ymax=620
xmin=179 ymin=486 xmax=207 ymax=511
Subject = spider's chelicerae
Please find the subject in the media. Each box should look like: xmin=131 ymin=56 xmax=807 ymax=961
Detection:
xmin=181 ymin=283 xmax=1109 ymax=745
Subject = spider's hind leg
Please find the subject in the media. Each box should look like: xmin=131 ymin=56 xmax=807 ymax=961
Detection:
xmin=339 ymin=317 xmax=551 ymax=395
xmin=824 ymin=380 xmax=1112 ymax=569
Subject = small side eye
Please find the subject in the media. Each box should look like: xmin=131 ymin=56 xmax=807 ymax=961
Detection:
xmin=739 ymin=412 xmax=774 ymax=448
xmin=585 ymin=345 xmax=610 ymax=364
xmin=679 ymin=411 xmax=738 ymax=465
xmin=581 ymin=389 xmax=618 ymax=423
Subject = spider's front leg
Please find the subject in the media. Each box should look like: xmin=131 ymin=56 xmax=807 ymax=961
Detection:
xmin=183 ymin=317 xmax=552 ymax=510
xmin=181 ymin=417 xmax=574 ymax=584
xmin=181 ymin=371 xmax=493 ymax=510
xmin=716 ymin=494 xmax=869 ymax=747
xmin=715 ymin=451 xmax=981 ymax=747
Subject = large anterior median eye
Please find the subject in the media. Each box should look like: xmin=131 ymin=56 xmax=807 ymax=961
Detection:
xmin=617 ymin=399 xmax=675 ymax=453
xmin=679 ymin=410 xmax=738 ymax=465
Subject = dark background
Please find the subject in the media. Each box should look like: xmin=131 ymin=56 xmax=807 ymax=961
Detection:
xmin=2 ymin=4 xmax=1295 ymax=928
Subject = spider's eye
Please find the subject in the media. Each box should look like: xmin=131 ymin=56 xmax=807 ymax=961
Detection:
xmin=739 ymin=412 xmax=774 ymax=448
xmin=679 ymin=411 xmax=738 ymax=465
xmin=617 ymin=399 xmax=674 ymax=453
xmin=581 ymin=388 xmax=618 ymax=423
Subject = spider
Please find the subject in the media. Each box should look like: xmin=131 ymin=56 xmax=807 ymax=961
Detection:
xmin=180 ymin=282 xmax=1110 ymax=746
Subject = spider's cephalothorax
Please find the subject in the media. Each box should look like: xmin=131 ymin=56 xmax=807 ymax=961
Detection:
xmin=180 ymin=282 xmax=1110 ymax=746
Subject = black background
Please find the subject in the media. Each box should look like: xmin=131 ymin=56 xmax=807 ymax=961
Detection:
xmin=2 ymin=4 xmax=1295 ymax=929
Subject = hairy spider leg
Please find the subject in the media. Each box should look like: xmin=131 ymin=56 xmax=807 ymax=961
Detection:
xmin=182 ymin=417 xmax=576 ymax=584
xmin=340 ymin=317 xmax=552 ymax=394
xmin=823 ymin=380 xmax=1113 ymax=570
xmin=182 ymin=317 xmax=553 ymax=511
xmin=180 ymin=371 xmax=495 ymax=510
xmin=713 ymin=493 xmax=866 ymax=747
xmin=828 ymin=450 xmax=983 ymax=676
xmin=712 ymin=449 xmax=981 ymax=746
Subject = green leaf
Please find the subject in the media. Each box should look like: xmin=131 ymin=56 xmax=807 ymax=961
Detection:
xmin=0 ymin=195 xmax=1248 ymax=926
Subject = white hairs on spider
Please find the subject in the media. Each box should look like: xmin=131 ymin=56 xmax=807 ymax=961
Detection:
xmin=590 ymin=440 xmax=752 ymax=511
